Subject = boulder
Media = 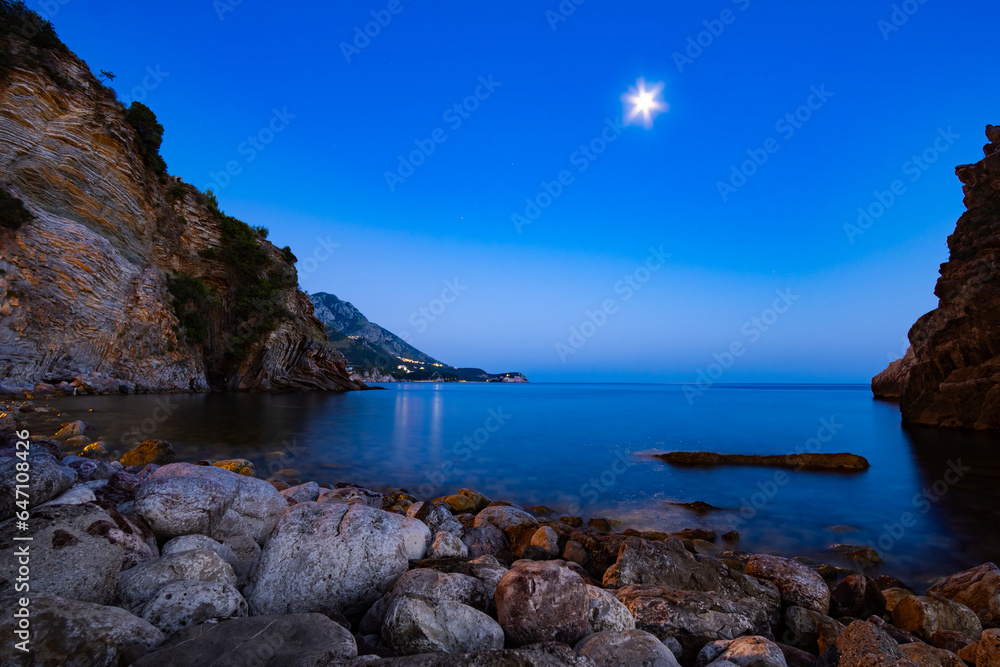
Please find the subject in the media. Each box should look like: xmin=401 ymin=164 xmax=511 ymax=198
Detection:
xmin=868 ymin=614 xmax=922 ymax=645
xmin=747 ymin=554 xmax=830 ymax=614
xmin=462 ymin=523 xmax=510 ymax=559
xmin=37 ymin=484 xmax=96 ymax=507
xmin=698 ymin=636 xmax=788 ymax=666
xmin=818 ymin=620 xmax=910 ymax=666
xmin=133 ymin=463 xmax=287 ymax=544
xmin=120 ymin=439 xmax=176 ymax=467
xmin=473 ymin=505 xmax=538 ymax=532
xmin=318 ymin=484 xmax=384 ymax=508
xmin=607 ymin=537 xmax=780 ymax=619
xmin=54 ymin=420 xmax=90 ymax=438
xmin=783 ymin=605 xmax=845 ymax=655
xmin=0 ymin=594 xmax=163 ymax=667
xmin=0 ymin=450 xmax=76 ymax=519
xmin=161 ymin=534 xmax=241 ymax=579
xmin=586 ymin=584 xmax=636 ymax=633
xmin=382 ymin=594 xmax=505 ymax=655
xmin=281 ymin=481 xmax=321 ymax=504
xmin=139 ymin=579 xmax=248 ymax=636
xmin=212 ymin=459 xmax=255 ymax=476
xmin=928 ymin=629 xmax=977 ymax=654
xmin=117 ymin=548 xmax=237 ymax=612
xmin=576 ymin=629 xmax=682 ymax=666
xmin=897 ymin=641 xmax=964 ymax=667
xmin=440 ymin=493 xmax=477 ymax=514
xmin=0 ymin=503 xmax=124 ymax=604
xmin=614 ymin=584 xmax=774 ymax=662
xmin=409 ymin=501 xmax=465 ymax=539
xmin=531 ymin=526 xmax=561 ymax=557
xmin=458 ymin=489 xmax=491 ymax=512
xmin=495 ymin=560 xmax=591 ymax=646
xmin=926 ymin=563 xmax=1000 ymax=628
xmin=384 ymin=511 xmax=433 ymax=561
xmin=219 ymin=533 xmax=261 ymax=583
xmin=892 ymin=595 xmax=983 ymax=640
xmin=131 ymin=613 xmax=357 ymax=666
xmin=429 ymin=530 xmax=469 ymax=558
xmin=831 ymin=574 xmax=887 ymax=619
xmin=979 ymin=629 xmax=1000 ymax=667
xmin=244 ymin=502 xmax=408 ymax=617
xmin=360 ymin=568 xmax=491 ymax=636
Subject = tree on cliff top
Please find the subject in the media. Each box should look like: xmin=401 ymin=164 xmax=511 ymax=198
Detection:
xmin=124 ymin=101 xmax=167 ymax=176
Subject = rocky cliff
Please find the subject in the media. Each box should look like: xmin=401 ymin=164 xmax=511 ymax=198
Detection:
xmin=873 ymin=125 xmax=1000 ymax=429
xmin=0 ymin=7 xmax=363 ymax=394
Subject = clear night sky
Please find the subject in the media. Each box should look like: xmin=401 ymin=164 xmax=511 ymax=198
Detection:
xmin=43 ymin=0 xmax=999 ymax=383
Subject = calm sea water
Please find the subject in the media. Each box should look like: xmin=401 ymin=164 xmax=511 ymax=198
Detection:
xmin=40 ymin=383 xmax=1000 ymax=585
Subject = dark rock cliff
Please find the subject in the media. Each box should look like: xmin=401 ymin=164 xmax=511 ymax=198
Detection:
xmin=873 ymin=125 xmax=1000 ymax=429
xmin=0 ymin=8 xmax=363 ymax=393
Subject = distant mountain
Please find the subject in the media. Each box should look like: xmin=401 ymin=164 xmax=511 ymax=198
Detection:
xmin=310 ymin=293 xmax=528 ymax=383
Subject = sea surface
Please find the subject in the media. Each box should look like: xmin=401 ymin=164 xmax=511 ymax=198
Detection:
xmin=40 ymin=383 xmax=1000 ymax=585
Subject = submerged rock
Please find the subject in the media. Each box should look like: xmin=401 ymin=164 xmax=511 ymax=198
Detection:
xmin=652 ymin=451 xmax=870 ymax=471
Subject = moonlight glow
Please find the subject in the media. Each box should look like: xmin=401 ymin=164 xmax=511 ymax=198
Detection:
xmin=623 ymin=79 xmax=668 ymax=128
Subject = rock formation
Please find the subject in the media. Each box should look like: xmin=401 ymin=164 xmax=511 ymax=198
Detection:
xmin=873 ymin=125 xmax=1000 ymax=429
xmin=0 ymin=11 xmax=362 ymax=393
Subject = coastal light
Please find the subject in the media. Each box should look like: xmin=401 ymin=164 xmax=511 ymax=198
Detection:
xmin=623 ymin=78 xmax=668 ymax=128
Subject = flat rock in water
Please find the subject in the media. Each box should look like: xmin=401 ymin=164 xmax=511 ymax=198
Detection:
xmin=652 ymin=451 xmax=870 ymax=471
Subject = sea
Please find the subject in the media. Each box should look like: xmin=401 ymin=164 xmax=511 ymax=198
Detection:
xmin=41 ymin=383 xmax=1000 ymax=585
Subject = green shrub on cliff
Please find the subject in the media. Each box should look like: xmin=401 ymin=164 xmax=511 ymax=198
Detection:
xmin=124 ymin=101 xmax=167 ymax=176
xmin=0 ymin=1 xmax=66 ymax=54
xmin=0 ymin=188 xmax=33 ymax=230
xmin=166 ymin=273 xmax=212 ymax=344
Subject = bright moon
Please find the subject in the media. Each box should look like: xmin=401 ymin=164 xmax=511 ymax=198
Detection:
xmin=623 ymin=79 xmax=668 ymax=128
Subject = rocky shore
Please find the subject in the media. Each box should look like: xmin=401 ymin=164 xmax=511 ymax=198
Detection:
xmin=1 ymin=400 xmax=999 ymax=667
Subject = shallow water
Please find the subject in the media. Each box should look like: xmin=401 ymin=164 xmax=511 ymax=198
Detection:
xmin=39 ymin=383 xmax=1000 ymax=585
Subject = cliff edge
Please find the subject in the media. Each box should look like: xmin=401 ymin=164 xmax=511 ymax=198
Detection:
xmin=873 ymin=124 xmax=1000 ymax=429
xmin=0 ymin=5 xmax=363 ymax=393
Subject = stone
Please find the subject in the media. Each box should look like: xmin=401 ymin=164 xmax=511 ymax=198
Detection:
xmin=615 ymin=585 xmax=774 ymax=663
xmin=213 ymin=458 xmax=255 ymax=476
xmin=531 ymin=526 xmax=561 ymax=557
xmin=586 ymin=584 xmax=636 ymax=633
xmin=564 ymin=540 xmax=589 ymax=565
xmin=892 ymin=595 xmax=983 ymax=640
xmin=473 ymin=505 xmax=539 ymax=532
xmin=458 ymin=488 xmax=491 ymax=512
xmin=653 ymin=451 xmax=870 ymax=471
xmin=819 ymin=620 xmax=909 ymax=666
xmin=65 ymin=457 xmax=117 ymax=482
xmin=94 ymin=471 xmax=144 ymax=506
xmin=461 ymin=523 xmax=510 ymax=559
xmin=440 ymin=493 xmax=477 ymax=514
xmin=884 ymin=587 xmax=914 ymax=614
xmin=898 ymin=642 xmax=964 ymax=667
xmin=131 ymin=613 xmax=358 ymax=666
xmin=319 ymin=484 xmax=384 ymax=508
xmin=699 ymin=635 xmax=788 ymax=666
xmin=0 ymin=594 xmax=163 ymax=667
xmin=928 ymin=629 xmax=977 ymax=653
xmin=0 ymin=450 xmax=76 ymax=519
xmin=429 ymin=530 xmax=469 ymax=558
xmin=244 ymin=502 xmax=408 ymax=617
xmin=385 ymin=511 xmax=433 ymax=561
xmin=82 ymin=441 xmax=109 ymax=457
xmin=607 ymin=537 xmax=780 ymax=619
xmin=979 ymin=629 xmax=1000 ymax=667
xmin=381 ymin=594 xmax=505 ymax=655
xmin=117 ymin=548 xmax=237 ymax=612
xmin=37 ymin=484 xmax=96 ymax=507
xmin=576 ymin=629 xmax=682 ymax=666
xmin=120 ymin=439 xmax=176 ymax=467
xmin=926 ymin=563 xmax=1000 ymax=628
xmin=139 ymin=579 xmax=248 ymax=636
xmin=281 ymin=480 xmax=321 ymax=503
xmin=54 ymin=420 xmax=89 ymax=437
xmin=868 ymin=614 xmax=922 ymax=645
xmin=779 ymin=643 xmax=819 ymax=667
xmin=495 ymin=560 xmax=591 ymax=646
xmin=133 ymin=462 xmax=287 ymax=544
xmin=831 ymin=574 xmax=887 ymax=619
xmin=409 ymin=501 xmax=465 ymax=538
xmin=0 ymin=503 xmax=124 ymax=604
xmin=747 ymin=554 xmax=830 ymax=614
xmin=783 ymin=605 xmax=845 ymax=655
xmin=161 ymin=534 xmax=241 ymax=578
xmin=219 ymin=533 xmax=261 ymax=583
xmin=360 ymin=568 xmax=491 ymax=635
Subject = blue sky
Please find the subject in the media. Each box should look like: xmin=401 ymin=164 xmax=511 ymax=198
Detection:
xmin=43 ymin=0 xmax=997 ymax=382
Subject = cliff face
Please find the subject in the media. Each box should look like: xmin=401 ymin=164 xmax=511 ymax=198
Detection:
xmin=873 ymin=125 xmax=1000 ymax=429
xmin=0 ymin=22 xmax=362 ymax=393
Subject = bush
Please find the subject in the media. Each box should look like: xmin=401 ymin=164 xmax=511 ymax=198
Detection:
xmin=0 ymin=1 xmax=66 ymax=53
xmin=0 ymin=189 xmax=33 ymax=230
xmin=253 ymin=225 xmax=269 ymax=238
xmin=166 ymin=273 xmax=212 ymax=344
xmin=124 ymin=101 xmax=167 ymax=176
xmin=281 ymin=245 xmax=297 ymax=264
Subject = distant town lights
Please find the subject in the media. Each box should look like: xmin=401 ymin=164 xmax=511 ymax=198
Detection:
xmin=623 ymin=78 xmax=668 ymax=128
